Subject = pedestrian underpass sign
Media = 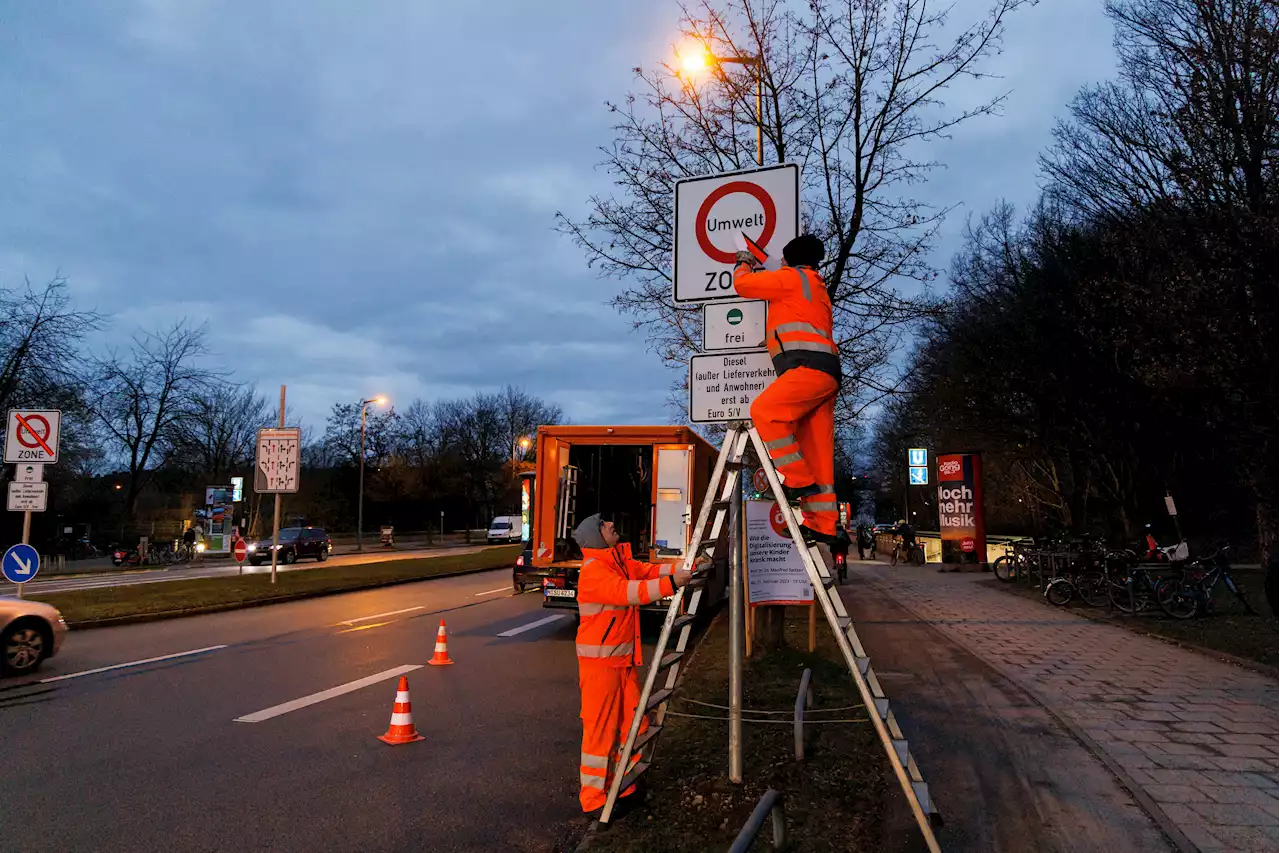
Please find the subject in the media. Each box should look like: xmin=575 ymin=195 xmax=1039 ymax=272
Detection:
xmin=703 ymin=299 xmax=767 ymax=352
xmin=2 ymin=543 xmax=39 ymax=584
xmin=4 ymin=410 xmax=61 ymax=464
xmin=673 ymin=163 xmax=799 ymax=304
xmin=689 ymin=351 xmax=776 ymax=423
xmin=908 ymin=467 xmax=928 ymax=485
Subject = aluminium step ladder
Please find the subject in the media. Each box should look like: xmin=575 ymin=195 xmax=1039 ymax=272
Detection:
xmin=600 ymin=422 xmax=943 ymax=853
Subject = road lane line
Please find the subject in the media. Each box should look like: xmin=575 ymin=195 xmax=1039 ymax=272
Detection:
xmin=234 ymin=665 xmax=422 ymax=723
xmin=497 ymin=614 xmax=570 ymax=637
xmin=40 ymin=645 xmax=228 ymax=683
xmin=473 ymin=587 xmax=511 ymax=597
xmin=339 ymin=606 xmax=424 ymax=625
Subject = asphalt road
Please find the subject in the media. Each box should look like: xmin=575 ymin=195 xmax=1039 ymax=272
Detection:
xmin=839 ymin=562 xmax=1174 ymax=853
xmin=0 ymin=568 xmax=591 ymax=853
xmin=0 ymin=545 xmax=506 ymax=596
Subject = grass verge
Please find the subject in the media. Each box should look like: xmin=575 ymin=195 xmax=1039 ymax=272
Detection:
xmin=984 ymin=574 xmax=1277 ymax=669
xmin=582 ymin=608 xmax=889 ymax=852
xmin=34 ymin=546 xmax=521 ymax=626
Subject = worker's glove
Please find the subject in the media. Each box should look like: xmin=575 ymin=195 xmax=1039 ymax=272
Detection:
xmin=735 ymin=250 xmax=761 ymax=269
xmin=693 ymin=554 xmax=713 ymax=574
xmin=672 ymin=568 xmax=694 ymax=588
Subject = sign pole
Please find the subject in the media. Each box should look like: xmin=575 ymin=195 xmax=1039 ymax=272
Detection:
xmin=270 ymin=385 xmax=285 ymax=585
xmin=728 ymin=467 xmax=744 ymax=784
xmin=17 ymin=509 xmax=30 ymax=598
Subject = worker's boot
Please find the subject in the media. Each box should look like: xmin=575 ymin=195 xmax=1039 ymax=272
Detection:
xmin=782 ymin=484 xmax=823 ymax=506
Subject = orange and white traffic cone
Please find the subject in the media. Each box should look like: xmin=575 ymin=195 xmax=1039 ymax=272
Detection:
xmin=428 ymin=619 xmax=454 ymax=666
xmin=377 ymin=676 xmax=425 ymax=745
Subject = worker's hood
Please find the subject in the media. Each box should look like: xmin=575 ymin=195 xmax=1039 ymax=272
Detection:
xmin=573 ymin=513 xmax=607 ymax=549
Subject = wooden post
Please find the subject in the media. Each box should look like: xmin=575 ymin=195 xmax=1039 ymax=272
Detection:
xmin=808 ymin=602 xmax=816 ymax=652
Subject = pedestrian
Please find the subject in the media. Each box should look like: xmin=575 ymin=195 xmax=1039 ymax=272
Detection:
xmin=733 ymin=235 xmax=841 ymax=544
xmin=572 ymin=513 xmax=698 ymax=819
xmin=855 ymin=523 xmax=871 ymax=561
xmin=181 ymin=525 xmax=196 ymax=558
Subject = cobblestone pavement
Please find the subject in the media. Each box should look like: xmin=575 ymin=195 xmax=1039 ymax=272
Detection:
xmin=855 ymin=563 xmax=1278 ymax=853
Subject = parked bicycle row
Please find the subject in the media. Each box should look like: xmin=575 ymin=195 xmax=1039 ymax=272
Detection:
xmin=992 ymin=535 xmax=1257 ymax=620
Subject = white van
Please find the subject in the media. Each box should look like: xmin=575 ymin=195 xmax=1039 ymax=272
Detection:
xmin=486 ymin=515 xmax=522 ymax=544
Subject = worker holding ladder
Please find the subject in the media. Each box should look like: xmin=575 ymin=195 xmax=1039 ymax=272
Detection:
xmin=733 ymin=234 xmax=842 ymax=544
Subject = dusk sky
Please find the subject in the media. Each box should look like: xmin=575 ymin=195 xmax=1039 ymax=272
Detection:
xmin=2 ymin=1 xmax=1114 ymax=429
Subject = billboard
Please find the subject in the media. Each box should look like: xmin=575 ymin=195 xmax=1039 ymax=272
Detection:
xmin=937 ymin=453 xmax=985 ymax=562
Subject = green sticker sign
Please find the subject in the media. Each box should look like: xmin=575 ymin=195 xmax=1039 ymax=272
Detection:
xmin=726 ymin=308 xmax=743 ymax=325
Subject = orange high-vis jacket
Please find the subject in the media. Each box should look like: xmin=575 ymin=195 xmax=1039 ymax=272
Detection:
xmin=733 ymin=263 xmax=841 ymax=380
xmin=576 ymin=543 xmax=676 ymax=667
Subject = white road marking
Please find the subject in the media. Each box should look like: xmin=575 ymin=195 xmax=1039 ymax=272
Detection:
xmin=497 ymin=613 xmax=570 ymax=637
xmin=473 ymin=586 xmax=510 ymax=597
xmin=40 ymin=645 xmax=228 ymax=683
xmin=234 ymin=665 xmax=423 ymax=723
xmin=339 ymin=606 xmax=424 ymax=625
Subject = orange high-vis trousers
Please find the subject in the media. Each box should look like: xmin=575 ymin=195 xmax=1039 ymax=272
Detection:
xmin=751 ymin=366 xmax=840 ymax=536
xmin=578 ymin=662 xmax=647 ymax=812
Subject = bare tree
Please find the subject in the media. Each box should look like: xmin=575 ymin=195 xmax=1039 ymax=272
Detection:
xmin=557 ymin=0 xmax=1025 ymax=420
xmin=167 ymin=384 xmax=272 ymax=481
xmin=322 ymin=402 xmax=400 ymax=468
xmin=0 ymin=275 xmax=104 ymax=412
xmin=85 ymin=321 xmax=220 ymax=519
xmin=495 ymin=385 xmax=564 ymax=464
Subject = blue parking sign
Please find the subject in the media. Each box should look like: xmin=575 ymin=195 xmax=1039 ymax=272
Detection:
xmin=2 ymin=543 xmax=40 ymax=584
xmin=908 ymin=466 xmax=929 ymax=485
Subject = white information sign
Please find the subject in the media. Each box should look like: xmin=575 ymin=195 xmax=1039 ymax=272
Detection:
xmin=673 ymin=163 xmax=799 ymax=304
xmin=689 ymin=351 xmax=776 ymax=423
xmin=4 ymin=410 xmax=61 ymax=464
xmin=14 ymin=463 xmax=42 ymax=483
xmin=7 ymin=481 xmax=48 ymax=512
xmin=745 ymin=500 xmax=813 ymax=605
xmin=702 ymin=299 xmax=767 ymax=352
xmin=255 ymin=428 xmax=301 ymax=494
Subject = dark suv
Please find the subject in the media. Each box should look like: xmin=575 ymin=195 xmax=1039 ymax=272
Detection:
xmin=247 ymin=527 xmax=332 ymax=566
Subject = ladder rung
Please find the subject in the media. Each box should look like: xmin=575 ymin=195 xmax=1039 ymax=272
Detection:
xmin=837 ymin=615 xmax=852 ymax=630
xmin=874 ymin=697 xmax=889 ymax=719
xmin=673 ymin=613 xmax=696 ymax=632
xmin=892 ymin=738 xmax=909 ymax=764
xmin=645 ymin=688 xmax=675 ymax=713
xmin=632 ymin=724 xmax=662 ymax=754
xmin=856 ymin=656 xmax=871 ymax=675
xmin=616 ymin=760 xmax=651 ymax=795
xmin=725 ymin=461 xmax=745 ymax=471
xmin=658 ymin=652 xmax=682 ymax=671
xmin=912 ymin=781 xmax=942 ymax=821
xmin=711 ymin=499 xmax=731 ymax=510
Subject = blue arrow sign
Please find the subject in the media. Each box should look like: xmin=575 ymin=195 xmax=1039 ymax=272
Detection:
xmin=908 ymin=466 xmax=929 ymax=485
xmin=2 ymin=543 xmax=39 ymax=584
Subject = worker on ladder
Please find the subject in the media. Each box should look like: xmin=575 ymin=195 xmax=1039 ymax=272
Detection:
xmin=571 ymin=513 xmax=697 ymax=818
xmin=733 ymin=234 xmax=842 ymax=544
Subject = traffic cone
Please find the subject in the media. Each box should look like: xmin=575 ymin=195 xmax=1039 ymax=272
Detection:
xmin=428 ymin=619 xmax=455 ymax=666
xmin=377 ymin=676 xmax=425 ymax=745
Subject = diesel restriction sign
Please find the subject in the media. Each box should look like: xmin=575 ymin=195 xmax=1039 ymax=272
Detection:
xmin=689 ymin=351 xmax=776 ymax=423
xmin=4 ymin=410 xmax=61 ymax=464
xmin=673 ymin=163 xmax=799 ymax=304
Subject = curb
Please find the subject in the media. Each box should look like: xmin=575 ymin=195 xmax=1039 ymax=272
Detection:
xmin=866 ymin=572 xmax=1199 ymax=853
xmin=58 ymin=564 xmax=513 ymax=629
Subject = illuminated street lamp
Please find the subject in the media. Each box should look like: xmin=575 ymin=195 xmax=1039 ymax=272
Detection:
xmin=512 ymin=435 xmax=532 ymax=467
xmin=676 ymin=40 xmax=764 ymax=167
xmin=357 ymin=396 xmax=387 ymax=551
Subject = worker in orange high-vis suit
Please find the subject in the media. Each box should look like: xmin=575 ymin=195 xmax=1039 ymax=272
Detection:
xmin=572 ymin=513 xmax=700 ymax=818
xmin=733 ymin=234 xmax=842 ymax=543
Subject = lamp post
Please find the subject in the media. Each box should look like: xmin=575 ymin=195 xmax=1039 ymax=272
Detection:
xmin=512 ymin=435 xmax=532 ymax=467
xmin=356 ymin=396 xmax=386 ymax=551
xmin=678 ymin=44 xmax=764 ymax=167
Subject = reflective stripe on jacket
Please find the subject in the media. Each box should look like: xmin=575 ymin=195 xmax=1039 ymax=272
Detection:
xmin=733 ymin=263 xmax=841 ymax=381
xmin=576 ymin=543 xmax=676 ymax=667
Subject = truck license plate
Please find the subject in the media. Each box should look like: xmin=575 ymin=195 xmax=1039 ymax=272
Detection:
xmin=545 ymin=588 xmax=576 ymax=599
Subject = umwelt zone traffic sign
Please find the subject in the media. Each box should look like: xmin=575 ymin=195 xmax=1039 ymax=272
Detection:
xmin=673 ymin=163 xmax=799 ymax=304
xmin=4 ymin=410 xmax=61 ymax=464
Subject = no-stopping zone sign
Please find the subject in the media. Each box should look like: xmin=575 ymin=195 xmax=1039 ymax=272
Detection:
xmin=672 ymin=163 xmax=799 ymax=304
xmin=4 ymin=410 xmax=61 ymax=464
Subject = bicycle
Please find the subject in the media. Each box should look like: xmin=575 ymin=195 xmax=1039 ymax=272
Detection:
xmin=889 ymin=537 xmax=923 ymax=566
xmin=993 ymin=538 xmax=1034 ymax=582
xmin=1154 ymin=546 xmax=1256 ymax=619
xmin=1106 ymin=559 xmax=1167 ymax=613
xmin=1044 ymin=564 xmax=1109 ymax=607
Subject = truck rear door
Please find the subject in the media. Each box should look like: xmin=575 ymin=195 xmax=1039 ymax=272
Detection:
xmin=653 ymin=444 xmax=694 ymax=559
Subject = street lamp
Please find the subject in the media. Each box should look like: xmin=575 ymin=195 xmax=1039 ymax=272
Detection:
xmin=512 ymin=435 xmax=532 ymax=467
xmin=676 ymin=40 xmax=764 ymax=167
xmin=357 ymin=396 xmax=386 ymax=551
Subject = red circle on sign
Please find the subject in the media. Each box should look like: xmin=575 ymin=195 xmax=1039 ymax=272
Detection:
xmin=233 ymin=539 xmax=248 ymax=563
xmin=961 ymin=538 xmax=976 ymax=553
xmin=752 ymin=468 xmax=770 ymax=493
xmin=768 ymin=502 xmax=788 ymax=537
xmin=15 ymin=414 xmax=51 ymax=448
xmin=695 ymin=181 xmax=777 ymax=265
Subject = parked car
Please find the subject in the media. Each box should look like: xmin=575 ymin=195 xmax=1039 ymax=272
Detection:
xmin=2 ymin=597 xmax=67 ymax=677
xmin=247 ymin=527 xmax=332 ymax=566
xmin=487 ymin=515 xmax=522 ymax=544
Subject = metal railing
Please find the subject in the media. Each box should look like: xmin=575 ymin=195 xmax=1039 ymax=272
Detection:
xmin=728 ymin=789 xmax=786 ymax=853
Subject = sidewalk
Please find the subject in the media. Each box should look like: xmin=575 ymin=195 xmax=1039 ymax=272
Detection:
xmin=852 ymin=563 xmax=1278 ymax=853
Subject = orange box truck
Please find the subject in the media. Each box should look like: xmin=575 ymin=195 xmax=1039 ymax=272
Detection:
xmin=512 ymin=425 xmax=725 ymax=613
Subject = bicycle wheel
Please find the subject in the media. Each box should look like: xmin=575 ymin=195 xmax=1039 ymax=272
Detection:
xmin=993 ymin=556 xmax=1015 ymax=582
xmin=1109 ymin=577 xmax=1150 ymax=613
xmin=1155 ymin=577 xmax=1199 ymax=620
xmin=1044 ymin=579 xmax=1074 ymax=606
xmin=890 ymin=546 xmax=899 ymax=567
xmin=1077 ymin=572 xmax=1109 ymax=607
